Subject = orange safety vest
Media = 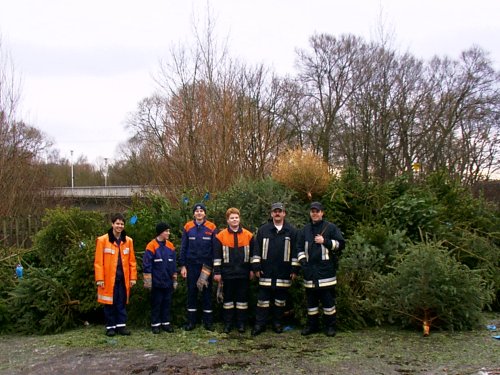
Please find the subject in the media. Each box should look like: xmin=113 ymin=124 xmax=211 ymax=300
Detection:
xmin=94 ymin=232 xmax=137 ymax=305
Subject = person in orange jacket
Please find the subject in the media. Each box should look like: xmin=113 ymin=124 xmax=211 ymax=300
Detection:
xmin=94 ymin=213 xmax=137 ymax=337
xmin=213 ymin=207 xmax=255 ymax=334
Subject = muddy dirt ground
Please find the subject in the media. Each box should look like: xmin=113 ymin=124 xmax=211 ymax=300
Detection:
xmin=1 ymin=322 xmax=499 ymax=375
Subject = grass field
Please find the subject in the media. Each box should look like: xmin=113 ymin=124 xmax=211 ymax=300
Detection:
xmin=1 ymin=313 xmax=499 ymax=374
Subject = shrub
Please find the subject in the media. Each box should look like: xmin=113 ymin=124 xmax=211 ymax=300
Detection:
xmin=9 ymin=267 xmax=82 ymax=334
xmin=126 ymin=193 xmax=185 ymax=255
xmin=325 ymin=168 xmax=392 ymax=237
xmin=211 ymin=177 xmax=306 ymax=231
xmin=422 ymin=172 xmax=500 ymax=308
xmin=64 ymin=239 xmax=101 ymax=317
xmin=370 ymin=241 xmax=494 ymax=333
xmin=337 ymin=223 xmax=408 ymax=329
xmin=31 ymin=207 xmax=104 ymax=267
xmin=7 ymin=208 xmax=105 ymax=334
xmin=272 ymin=148 xmax=331 ymax=202
xmin=443 ymin=228 xmax=500 ymax=310
xmin=380 ymin=191 xmax=441 ymax=241
xmin=285 ymin=275 xmax=306 ymax=326
xmin=0 ymin=256 xmax=19 ymax=332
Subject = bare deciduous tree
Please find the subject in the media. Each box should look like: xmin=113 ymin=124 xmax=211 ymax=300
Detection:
xmin=123 ymin=25 xmax=499 ymax=190
xmin=294 ymin=34 xmax=499 ymax=184
xmin=419 ymin=47 xmax=500 ymax=183
xmin=125 ymin=14 xmax=298 ymax=194
xmin=295 ymin=34 xmax=371 ymax=164
xmin=0 ymin=36 xmax=52 ymax=217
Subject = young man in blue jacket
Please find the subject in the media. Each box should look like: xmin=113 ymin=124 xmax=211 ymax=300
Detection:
xmin=143 ymin=222 xmax=178 ymax=334
xmin=180 ymin=203 xmax=217 ymax=331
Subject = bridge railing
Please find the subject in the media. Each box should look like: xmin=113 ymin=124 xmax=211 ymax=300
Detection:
xmin=2 ymin=186 xmax=162 ymax=248
xmin=48 ymin=185 xmax=161 ymax=198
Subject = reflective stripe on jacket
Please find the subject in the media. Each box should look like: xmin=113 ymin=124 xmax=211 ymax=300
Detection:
xmin=297 ymin=220 xmax=345 ymax=289
xmin=214 ymin=226 xmax=254 ymax=279
xmin=180 ymin=220 xmax=217 ymax=266
xmin=94 ymin=229 xmax=137 ymax=305
xmin=143 ymin=238 xmax=177 ymax=288
xmin=252 ymin=220 xmax=299 ymax=288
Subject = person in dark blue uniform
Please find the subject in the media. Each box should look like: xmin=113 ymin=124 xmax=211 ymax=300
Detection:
xmin=297 ymin=202 xmax=345 ymax=337
xmin=143 ymin=222 xmax=178 ymax=334
xmin=251 ymin=202 xmax=299 ymax=336
xmin=180 ymin=203 xmax=218 ymax=331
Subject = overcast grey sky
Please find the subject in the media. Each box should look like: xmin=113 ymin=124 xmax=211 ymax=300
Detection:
xmin=1 ymin=0 xmax=499 ymax=164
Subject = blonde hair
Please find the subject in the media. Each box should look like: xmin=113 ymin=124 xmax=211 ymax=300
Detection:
xmin=225 ymin=207 xmax=240 ymax=220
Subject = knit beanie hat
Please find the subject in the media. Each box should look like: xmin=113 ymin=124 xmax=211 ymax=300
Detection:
xmin=156 ymin=222 xmax=170 ymax=235
xmin=192 ymin=203 xmax=207 ymax=213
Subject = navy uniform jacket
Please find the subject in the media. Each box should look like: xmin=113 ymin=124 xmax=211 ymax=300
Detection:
xmin=214 ymin=227 xmax=254 ymax=280
xmin=251 ymin=220 xmax=299 ymax=288
xmin=180 ymin=219 xmax=217 ymax=267
xmin=297 ymin=220 xmax=345 ymax=289
xmin=143 ymin=239 xmax=177 ymax=288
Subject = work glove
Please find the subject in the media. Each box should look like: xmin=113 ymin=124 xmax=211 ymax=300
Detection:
xmin=196 ymin=264 xmax=212 ymax=291
xmin=130 ymin=280 xmax=136 ymax=287
xmin=173 ymin=274 xmax=178 ymax=290
xmin=96 ymin=281 xmax=104 ymax=288
xmin=143 ymin=273 xmax=152 ymax=289
xmin=216 ymin=280 xmax=224 ymax=303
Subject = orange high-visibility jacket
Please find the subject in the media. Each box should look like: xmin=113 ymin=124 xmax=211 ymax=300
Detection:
xmin=94 ymin=229 xmax=137 ymax=305
xmin=213 ymin=227 xmax=254 ymax=279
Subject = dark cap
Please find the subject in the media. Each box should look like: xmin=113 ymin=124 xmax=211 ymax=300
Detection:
xmin=271 ymin=202 xmax=284 ymax=211
xmin=156 ymin=222 xmax=170 ymax=235
xmin=310 ymin=202 xmax=323 ymax=211
xmin=192 ymin=203 xmax=206 ymax=213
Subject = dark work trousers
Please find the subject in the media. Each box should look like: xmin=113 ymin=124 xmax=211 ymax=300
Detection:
xmin=104 ymin=276 xmax=127 ymax=329
xmin=186 ymin=264 xmax=213 ymax=325
xmin=222 ymin=278 xmax=249 ymax=327
xmin=151 ymin=287 xmax=173 ymax=327
xmin=305 ymin=286 xmax=336 ymax=328
xmin=255 ymin=287 xmax=288 ymax=327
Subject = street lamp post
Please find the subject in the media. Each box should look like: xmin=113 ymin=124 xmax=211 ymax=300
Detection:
xmin=70 ymin=150 xmax=74 ymax=188
xmin=104 ymin=158 xmax=108 ymax=187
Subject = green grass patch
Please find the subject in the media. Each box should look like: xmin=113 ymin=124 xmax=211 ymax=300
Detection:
xmin=1 ymin=313 xmax=499 ymax=374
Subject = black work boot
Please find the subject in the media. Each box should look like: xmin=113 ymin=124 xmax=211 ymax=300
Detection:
xmin=162 ymin=324 xmax=174 ymax=333
xmin=301 ymin=325 xmax=319 ymax=336
xmin=325 ymin=326 xmax=336 ymax=337
xmin=105 ymin=328 xmax=116 ymax=337
xmin=251 ymin=325 xmax=266 ymax=336
xmin=204 ymin=323 xmax=214 ymax=331
xmin=272 ymin=323 xmax=283 ymax=333
xmin=184 ymin=311 xmax=197 ymax=331
xmin=203 ymin=312 xmax=214 ymax=331
xmin=301 ymin=315 xmax=319 ymax=336
xmin=324 ymin=314 xmax=337 ymax=337
xmin=223 ymin=309 xmax=234 ymax=334
xmin=117 ymin=326 xmax=131 ymax=336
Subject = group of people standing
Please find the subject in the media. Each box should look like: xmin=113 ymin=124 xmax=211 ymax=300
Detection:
xmin=93 ymin=201 xmax=345 ymax=338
